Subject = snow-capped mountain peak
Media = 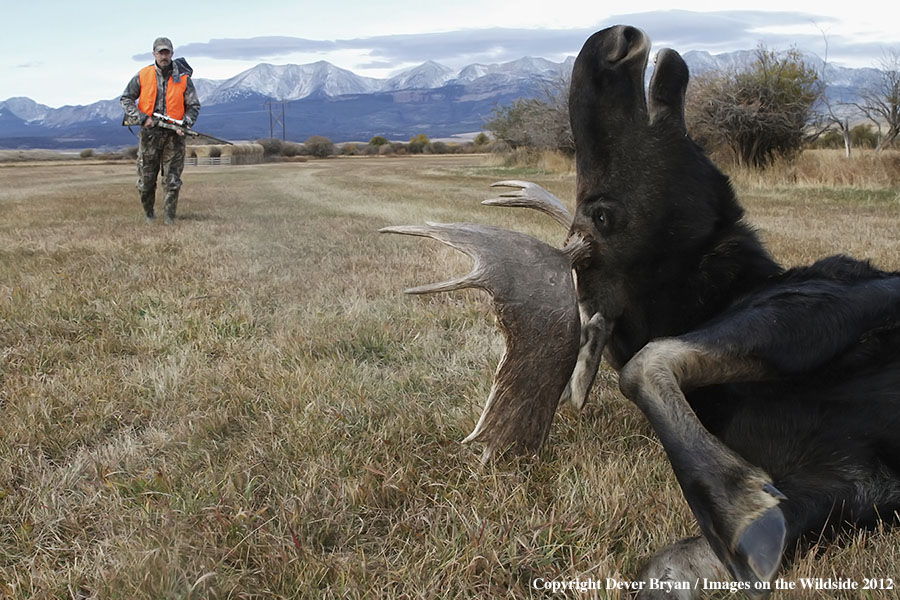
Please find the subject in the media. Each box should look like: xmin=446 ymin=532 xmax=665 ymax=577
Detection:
xmin=384 ymin=61 xmax=456 ymax=91
xmin=0 ymin=97 xmax=51 ymax=122
xmin=455 ymin=56 xmax=566 ymax=83
xmin=206 ymin=61 xmax=383 ymax=104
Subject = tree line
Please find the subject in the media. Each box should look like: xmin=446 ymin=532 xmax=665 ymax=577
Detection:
xmin=486 ymin=46 xmax=900 ymax=168
xmin=252 ymin=133 xmax=495 ymax=159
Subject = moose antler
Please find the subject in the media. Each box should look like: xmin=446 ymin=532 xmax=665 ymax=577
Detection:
xmin=380 ymin=221 xmax=580 ymax=462
xmin=483 ymin=182 xmax=610 ymax=412
xmin=484 ymin=180 xmax=573 ymax=227
xmin=381 ymin=181 xmax=610 ymax=461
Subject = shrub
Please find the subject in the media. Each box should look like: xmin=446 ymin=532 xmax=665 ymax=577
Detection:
xmin=431 ymin=141 xmax=450 ymax=154
xmin=406 ymin=134 xmax=428 ymax=154
xmin=473 ymin=132 xmax=490 ymax=146
xmin=80 ymin=149 xmax=94 ymax=158
xmin=851 ymin=124 xmax=879 ymax=149
xmin=282 ymin=141 xmax=305 ymax=157
xmin=810 ymin=130 xmax=844 ymax=149
xmin=340 ymin=143 xmax=359 ymax=156
xmin=123 ymin=146 xmax=138 ymax=160
xmin=208 ymin=146 xmax=222 ymax=158
xmin=304 ymin=136 xmax=336 ymax=158
xmin=369 ymin=136 xmax=389 ymax=146
xmin=255 ymin=138 xmax=284 ymax=158
xmin=687 ymin=46 xmax=820 ymax=168
xmin=379 ymin=142 xmax=407 ymax=156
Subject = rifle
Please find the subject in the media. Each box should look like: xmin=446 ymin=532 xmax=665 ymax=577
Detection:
xmin=122 ymin=113 xmax=233 ymax=145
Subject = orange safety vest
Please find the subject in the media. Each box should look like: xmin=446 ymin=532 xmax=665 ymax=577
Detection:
xmin=137 ymin=64 xmax=187 ymax=120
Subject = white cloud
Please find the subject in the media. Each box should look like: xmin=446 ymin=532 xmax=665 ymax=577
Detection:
xmin=3 ymin=4 xmax=900 ymax=106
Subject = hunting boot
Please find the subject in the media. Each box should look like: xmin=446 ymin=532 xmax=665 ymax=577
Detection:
xmin=163 ymin=191 xmax=178 ymax=225
xmin=141 ymin=190 xmax=156 ymax=224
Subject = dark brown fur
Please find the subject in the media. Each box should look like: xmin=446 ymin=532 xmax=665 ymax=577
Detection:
xmin=570 ymin=25 xmax=900 ymax=593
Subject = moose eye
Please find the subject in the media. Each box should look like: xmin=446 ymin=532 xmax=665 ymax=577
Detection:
xmin=593 ymin=209 xmax=610 ymax=231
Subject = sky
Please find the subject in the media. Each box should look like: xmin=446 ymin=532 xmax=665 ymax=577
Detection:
xmin=3 ymin=0 xmax=900 ymax=108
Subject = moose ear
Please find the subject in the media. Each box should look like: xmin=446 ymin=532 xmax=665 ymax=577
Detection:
xmin=648 ymin=48 xmax=689 ymax=132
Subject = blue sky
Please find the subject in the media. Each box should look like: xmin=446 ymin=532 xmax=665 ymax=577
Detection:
xmin=3 ymin=0 xmax=900 ymax=108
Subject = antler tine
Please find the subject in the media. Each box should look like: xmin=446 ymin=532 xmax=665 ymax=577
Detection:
xmin=380 ymin=221 xmax=580 ymax=462
xmin=485 ymin=181 xmax=573 ymax=228
xmin=378 ymin=223 xmax=494 ymax=295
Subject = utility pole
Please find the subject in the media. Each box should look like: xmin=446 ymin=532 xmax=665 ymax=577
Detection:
xmin=265 ymin=101 xmax=287 ymax=140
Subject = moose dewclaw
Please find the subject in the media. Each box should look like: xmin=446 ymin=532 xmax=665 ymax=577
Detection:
xmin=384 ymin=24 xmax=900 ymax=599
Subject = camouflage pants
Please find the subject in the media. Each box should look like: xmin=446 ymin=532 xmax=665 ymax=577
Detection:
xmin=136 ymin=127 xmax=186 ymax=218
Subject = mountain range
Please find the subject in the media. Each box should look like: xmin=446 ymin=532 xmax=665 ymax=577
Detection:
xmin=0 ymin=51 xmax=881 ymax=150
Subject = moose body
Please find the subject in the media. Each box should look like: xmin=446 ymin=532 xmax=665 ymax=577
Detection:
xmin=384 ymin=25 xmax=900 ymax=596
xmin=567 ymin=26 xmax=900 ymax=590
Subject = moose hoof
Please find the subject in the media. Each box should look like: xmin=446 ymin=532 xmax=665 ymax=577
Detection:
xmin=729 ymin=499 xmax=786 ymax=591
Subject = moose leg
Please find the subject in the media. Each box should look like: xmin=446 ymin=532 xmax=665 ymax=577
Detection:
xmin=638 ymin=536 xmax=730 ymax=600
xmin=620 ymin=273 xmax=900 ymax=587
xmin=619 ymin=338 xmax=786 ymax=589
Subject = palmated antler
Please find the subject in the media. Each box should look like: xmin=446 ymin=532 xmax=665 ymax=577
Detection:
xmin=485 ymin=182 xmax=610 ymax=411
xmin=381 ymin=181 xmax=611 ymax=461
xmin=380 ymin=222 xmax=579 ymax=462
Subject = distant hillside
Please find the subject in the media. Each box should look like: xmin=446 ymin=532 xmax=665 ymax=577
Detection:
xmin=0 ymin=51 xmax=881 ymax=150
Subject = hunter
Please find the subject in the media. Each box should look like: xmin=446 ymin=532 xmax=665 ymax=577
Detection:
xmin=121 ymin=37 xmax=201 ymax=224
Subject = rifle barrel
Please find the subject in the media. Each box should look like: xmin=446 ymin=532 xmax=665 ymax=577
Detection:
xmin=155 ymin=120 xmax=233 ymax=145
xmin=122 ymin=115 xmax=233 ymax=145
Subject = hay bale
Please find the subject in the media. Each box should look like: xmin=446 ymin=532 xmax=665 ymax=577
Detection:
xmin=231 ymin=143 xmax=265 ymax=164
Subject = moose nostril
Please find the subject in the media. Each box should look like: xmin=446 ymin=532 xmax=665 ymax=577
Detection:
xmin=623 ymin=26 xmax=638 ymax=44
xmin=603 ymin=25 xmax=647 ymax=64
xmin=604 ymin=27 xmax=630 ymax=63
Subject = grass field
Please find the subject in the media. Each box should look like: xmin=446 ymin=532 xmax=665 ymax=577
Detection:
xmin=1 ymin=154 xmax=899 ymax=599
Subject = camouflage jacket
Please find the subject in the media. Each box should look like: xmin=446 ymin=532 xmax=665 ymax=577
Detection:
xmin=120 ymin=61 xmax=201 ymax=126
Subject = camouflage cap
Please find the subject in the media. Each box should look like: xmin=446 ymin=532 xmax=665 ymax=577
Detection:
xmin=153 ymin=37 xmax=174 ymax=52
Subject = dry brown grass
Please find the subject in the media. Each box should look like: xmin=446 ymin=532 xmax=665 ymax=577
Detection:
xmin=0 ymin=155 xmax=898 ymax=599
xmin=0 ymin=150 xmax=75 ymax=163
xmin=484 ymin=149 xmax=576 ymax=176
xmin=728 ymin=148 xmax=900 ymax=189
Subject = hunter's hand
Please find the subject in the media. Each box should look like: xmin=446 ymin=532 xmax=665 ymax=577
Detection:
xmin=142 ymin=116 xmax=155 ymax=128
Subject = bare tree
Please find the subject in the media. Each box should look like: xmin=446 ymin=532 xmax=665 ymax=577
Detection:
xmin=485 ymin=73 xmax=574 ymax=154
xmin=816 ymin=31 xmax=859 ymax=157
xmin=857 ymin=50 xmax=900 ymax=152
xmin=538 ymin=73 xmax=574 ymax=154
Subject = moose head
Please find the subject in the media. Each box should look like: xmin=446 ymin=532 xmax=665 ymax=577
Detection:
xmin=568 ymin=26 xmax=771 ymax=368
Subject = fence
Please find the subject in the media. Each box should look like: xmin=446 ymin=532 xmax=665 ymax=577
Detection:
xmin=185 ymin=156 xmax=232 ymax=166
xmin=186 ymin=143 xmax=265 ymax=166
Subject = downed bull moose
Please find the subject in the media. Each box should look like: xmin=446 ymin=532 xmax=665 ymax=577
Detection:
xmin=381 ymin=26 xmax=900 ymax=596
